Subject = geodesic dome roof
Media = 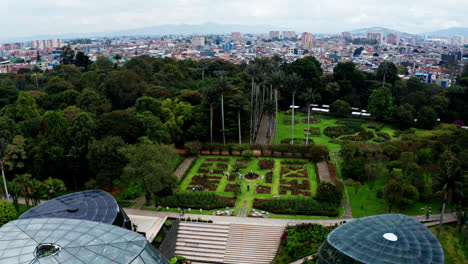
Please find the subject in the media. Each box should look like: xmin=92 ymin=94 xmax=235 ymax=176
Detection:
xmin=0 ymin=218 xmax=169 ymax=264
xmin=319 ymin=214 xmax=444 ymax=264
xmin=20 ymin=190 xmax=120 ymax=225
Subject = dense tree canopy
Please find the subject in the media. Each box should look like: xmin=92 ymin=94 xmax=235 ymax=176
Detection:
xmin=0 ymin=55 xmax=466 ymax=204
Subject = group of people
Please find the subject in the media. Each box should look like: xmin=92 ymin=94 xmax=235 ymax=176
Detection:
xmin=191 ymin=186 xmax=205 ymax=191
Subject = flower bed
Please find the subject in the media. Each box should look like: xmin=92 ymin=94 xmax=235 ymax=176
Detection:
xmin=340 ymin=129 xmax=374 ymax=141
xmin=281 ymin=160 xmax=306 ymax=165
xmin=279 ymin=179 xmax=310 ymax=196
xmin=280 ymin=138 xmax=306 ymax=144
xmin=324 ymin=126 xmax=361 ymax=138
xmin=224 ymin=184 xmax=241 ymax=193
xmin=304 ymin=127 xmax=321 ymax=136
xmin=206 ymin=158 xmax=230 ymax=162
xmin=256 ymin=185 xmax=271 ymax=194
xmin=259 ymin=160 xmax=275 ymax=170
xmin=327 ymin=162 xmax=338 ymax=181
xmin=233 ymin=159 xmax=249 ymax=169
xmin=197 ymin=168 xmax=224 ymax=174
xmin=200 ymin=163 xmax=213 ymax=168
xmin=216 ymin=163 xmax=228 ymax=170
xmin=301 ymin=118 xmax=322 ymax=124
xmin=245 ymin=172 xmax=259 ymax=180
xmin=266 ymin=172 xmax=273 ymax=183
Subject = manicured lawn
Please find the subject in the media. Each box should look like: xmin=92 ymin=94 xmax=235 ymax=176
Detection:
xmin=345 ymin=176 xmax=448 ymax=217
xmin=177 ymin=155 xmax=327 ymax=218
xmin=274 ymin=111 xmax=403 ymax=153
xmin=430 ymin=224 xmax=468 ymax=264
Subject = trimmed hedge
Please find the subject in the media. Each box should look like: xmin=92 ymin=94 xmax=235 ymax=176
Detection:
xmin=253 ymin=198 xmax=339 ymax=216
xmin=157 ymin=193 xmax=235 ymax=209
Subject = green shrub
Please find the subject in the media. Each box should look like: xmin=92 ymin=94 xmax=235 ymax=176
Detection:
xmin=170 ymin=256 xmax=187 ymax=264
xmin=158 ymin=193 xmax=235 ymax=210
xmin=253 ymin=198 xmax=339 ymax=216
xmin=164 ymin=220 xmax=172 ymax=228
xmin=368 ymin=122 xmax=385 ymax=131
xmin=118 ymin=181 xmax=143 ymax=200
xmin=242 ymin=150 xmax=254 ymax=159
xmin=344 ymin=178 xmax=354 ymax=186
xmin=316 ymin=182 xmax=343 ymax=205
xmin=185 ymin=141 xmax=202 ymax=155
xmin=273 ymin=224 xmax=331 ymax=263
xmin=0 ymin=200 xmax=17 ymax=227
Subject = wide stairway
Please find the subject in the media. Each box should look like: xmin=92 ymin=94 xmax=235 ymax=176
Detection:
xmin=175 ymin=222 xmax=284 ymax=264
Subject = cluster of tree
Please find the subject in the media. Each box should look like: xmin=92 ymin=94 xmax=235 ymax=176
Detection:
xmin=340 ymin=124 xmax=467 ymax=213
xmin=0 ymin=51 xmax=466 ymax=199
xmin=326 ymin=62 xmax=468 ymax=128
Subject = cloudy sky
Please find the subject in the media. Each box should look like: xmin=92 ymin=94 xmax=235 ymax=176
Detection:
xmin=2 ymin=0 xmax=468 ymax=39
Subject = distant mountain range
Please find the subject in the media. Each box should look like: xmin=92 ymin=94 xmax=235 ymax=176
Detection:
xmin=348 ymin=27 xmax=418 ymax=38
xmin=2 ymin=23 xmax=467 ymax=42
xmin=424 ymin=27 xmax=468 ymax=37
xmin=1 ymin=23 xmax=291 ymax=42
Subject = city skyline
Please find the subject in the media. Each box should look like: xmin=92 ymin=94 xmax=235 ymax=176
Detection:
xmin=3 ymin=0 xmax=468 ymax=40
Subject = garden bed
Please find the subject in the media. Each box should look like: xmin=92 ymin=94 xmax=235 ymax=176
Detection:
xmin=256 ymin=185 xmax=271 ymax=194
xmin=266 ymin=172 xmax=273 ymax=183
xmin=259 ymin=160 xmax=275 ymax=170
xmin=224 ymin=184 xmax=241 ymax=193
xmin=304 ymin=127 xmax=321 ymax=136
xmin=245 ymin=172 xmax=259 ymax=180
xmin=206 ymin=158 xmax=230 ymax=162
xmin=280 ymin=138 xmax=306 ymax=144
xmin=301 ymin=118 xmax=322 ymax=124
xmin=324 ymin=126 xmax=361 ymax=138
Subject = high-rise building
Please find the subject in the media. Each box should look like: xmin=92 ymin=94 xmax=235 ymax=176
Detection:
xmin=282 ymin=31 xmax=296 ymax=39
xmin=451 ymin=36 xmax=464 ymax=45
xmin=231 ymin=32 xmax=242 ymax=41
xmin=367 ymin=33 xmax=383 ymax=44
xmin=31 ymin=39 xmax=62 ymax=49
xmin=301 ymin=32 xmax=313 ymax=48
xmin=192 ymin=36 xmax=206 ymax=46
xmin=342 ymin=32 xmax=351 ymax=40
xmin=269 ymin=31 xmax=281 ymax=40
xmin=386 ymin=34 xmax=400 ymax=45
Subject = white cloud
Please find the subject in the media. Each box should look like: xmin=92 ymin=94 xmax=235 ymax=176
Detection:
xmin=1 ymin=0 xmax=467 ymax=39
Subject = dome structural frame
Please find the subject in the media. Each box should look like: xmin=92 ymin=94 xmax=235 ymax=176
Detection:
xmin=0 ymin=217 xmax=169 ymax=264
xmin=317 ymin=214 xmax=444 ymax=264
xmin=19 ymin=190 xmax=131 ymax=229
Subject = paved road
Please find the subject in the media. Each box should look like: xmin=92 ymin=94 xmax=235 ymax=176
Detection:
xmin=174 ymin=157 xmax=196 ymax=181
xmin=124 ymin=208 xmax=456 ymax=228
xmin=255 ymin=114 xmax=273 ymax=145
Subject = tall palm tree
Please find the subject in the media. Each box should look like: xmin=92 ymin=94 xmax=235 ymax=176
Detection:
xmin=201 ymin=84 xmax=219 ymax=144
xmin=0 ymin=138 xmax=10 ymax=201
xmin=229 ymin=92 xmax=249 ymax=145
xmin=214 ymin=72 xmax=232 ymax=145
xmin=435 ymin=150 xmax=463 ymax=238
xmin=246 ymin=64 xmax=262 ymax=143
xmin=12 ymin=174 xmax=33 ymax=207
xmin=300 ymin=88 xmax=321 ymax=145
xmin=286 ymin=73 xmax=303 ymax=144
xmin=269 ymin=71 xmax=285 ymax=144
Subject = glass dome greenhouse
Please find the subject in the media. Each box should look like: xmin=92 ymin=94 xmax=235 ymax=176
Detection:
xmin=0 ymin=218 xmax=169 ymax=264
xmin=20 ymin=190 xmax=131 ymax=228
xmin=317 ymin=214 xmax=444 ymax=264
